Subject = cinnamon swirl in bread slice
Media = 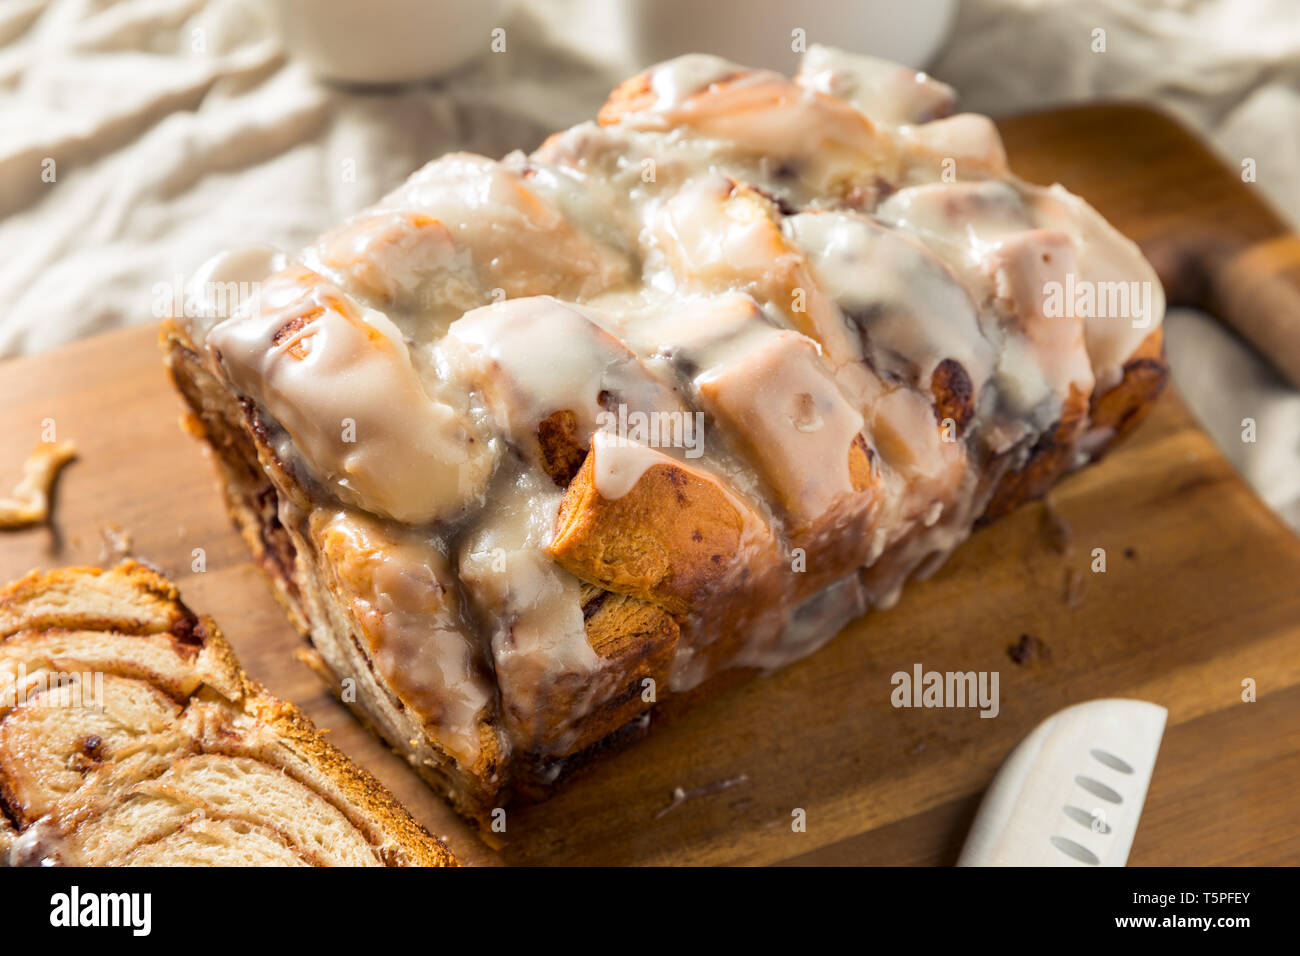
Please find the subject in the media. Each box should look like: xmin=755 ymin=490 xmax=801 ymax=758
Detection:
xmin=0 ymin=562 xmax=453 ymax=867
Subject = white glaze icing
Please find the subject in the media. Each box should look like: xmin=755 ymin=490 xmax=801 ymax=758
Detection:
xmin=442 ymin=296 xmax=687 ymax=476
xmin=589 ymin=428 xmax=673 ymax=501
xmin=182 ymin=244 xmax=284 ymax=347
xmin=313 ymin=509 xmax=491 ymax=766
xmin=207 ymin=266 xmax=498 ymax=524
xmin=648 ymin=53 xmax=753 ymax=110
xmin=694 ymin=327 xmax=865 ymax=523
xmin=785 ymin=209 xmax=994 ymax=390
xmin=457 ymin=466 xmax=610 ymax=753
xmin=796 ymin=44 xmax=956 ymax=126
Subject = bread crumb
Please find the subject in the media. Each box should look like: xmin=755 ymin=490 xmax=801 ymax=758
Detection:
xmin=1008 ymin=633 xmax=1051 ymax=666
xmin=1039 ymin=497 xmax=1073 ymax=554
xmin=1063 ymin=568 xmax=1086 ymax=608
xmin=0 ymin=442 xmax=77 ymax=529
xmin=97 ymin=524 xmax=134 ymax=564
xmin=655 ymin=773 xmax=749 ymax=819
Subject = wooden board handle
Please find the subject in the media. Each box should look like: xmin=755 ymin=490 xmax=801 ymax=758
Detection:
xmin=1143 ymin=180 xmax=1300 ymax=391
xmin=1202 ymin=233 xmax=1300 ymax=389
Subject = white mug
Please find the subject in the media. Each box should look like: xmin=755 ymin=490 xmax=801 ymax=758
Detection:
xmin=623 ymin=0 xmax=956 ymax=72
xmin=265 ymin=0 xmax=507 ymax=85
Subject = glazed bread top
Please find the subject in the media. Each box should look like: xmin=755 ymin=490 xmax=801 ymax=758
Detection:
xmin=0 ymin=563 xmax=454 ymax=867
xmin=177 ymin=48 xmax=1165 ymax=769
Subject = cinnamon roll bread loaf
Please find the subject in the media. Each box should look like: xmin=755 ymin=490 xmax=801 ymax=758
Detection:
xmin=162 ymin=47 xmax=1167 ymax=824
xmin=0 ymin=563 xmax=454 ymax=866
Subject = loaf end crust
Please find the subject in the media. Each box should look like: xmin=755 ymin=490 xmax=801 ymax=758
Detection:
xmin=0 ymin=561 xmax=454 ymax=867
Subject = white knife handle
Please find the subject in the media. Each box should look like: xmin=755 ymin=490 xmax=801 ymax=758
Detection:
xmin=958 ymin=698 xmax=1167 ymax=866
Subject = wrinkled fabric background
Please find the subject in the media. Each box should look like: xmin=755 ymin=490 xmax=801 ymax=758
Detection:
xmin=2 ymin=0 xmax=1297 ymax=525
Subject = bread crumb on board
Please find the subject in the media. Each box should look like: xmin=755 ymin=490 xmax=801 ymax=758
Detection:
xmin=0 ymin=442 xmax=77 ymax=529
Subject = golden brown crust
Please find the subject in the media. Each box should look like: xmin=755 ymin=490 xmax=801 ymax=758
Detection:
xmin=504 ymin=586 xmax=678 ymax=774
xmin=536 ymin=409 xmax=589 ymax=487
xmin=0 ymin=562 xmax=454 ymax=867
xmin=232 ymin=692 xmax=453 ymax=867
xmin=982 ymin=331 xmax=1168 ymax=520
xmin=0 ymin=561 xmax=190 ymax=641
xmin=982 ymin=382 xmax=1091 ymax=522
xmin=847 ymin=433 xmax=876 ymax=492
xmin=570 ymin=586 xmax=677 ymax=747
xmin=1087 ymin=329 xmax=1168 ymax=451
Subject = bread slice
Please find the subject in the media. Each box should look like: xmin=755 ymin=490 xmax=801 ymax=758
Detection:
xmin=0 ymin=562 xmax=454 ymax=867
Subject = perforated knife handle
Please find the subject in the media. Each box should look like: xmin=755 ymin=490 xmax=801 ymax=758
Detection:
xmin=958 ymin=699 xmax=1167 ymax=867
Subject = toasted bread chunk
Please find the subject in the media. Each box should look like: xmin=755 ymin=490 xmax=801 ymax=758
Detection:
xmin=536 ymin=410 xmax=589 ymax=486
xmin=312 ymin=508 xmax=502 ymax=777
xmin=444 ymin=296 xmax=687 ymax=489
xmin=696 ymin=329 xmax=875 ymax=524
xmin=549 ymin=435 xmax=769 ymax=617
xmin=361 ymin=155 xmax=631 ymax=306
xmin=654 ymin=179 xmax=862 ymax=365
xmin=796 ymin=45 xmax=956 ymax=126
xmin=511 ymin=586 xmax=678 ymax=771
xmin=901 ymin=114 xmax=1008 ymax=179
xmin=695 ymin=328 xmax=882 ymax=589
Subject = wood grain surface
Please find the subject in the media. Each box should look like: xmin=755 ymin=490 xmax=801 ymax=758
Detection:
xmin=0 ymin=106 xmax=1296 ymax=865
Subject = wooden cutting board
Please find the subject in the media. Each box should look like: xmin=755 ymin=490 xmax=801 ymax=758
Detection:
xmin=2 ymin=106 xmax=1298 ymax=866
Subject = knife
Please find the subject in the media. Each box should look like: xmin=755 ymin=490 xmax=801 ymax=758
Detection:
xmin=957 ymin=698 xmax=1167 ymax=866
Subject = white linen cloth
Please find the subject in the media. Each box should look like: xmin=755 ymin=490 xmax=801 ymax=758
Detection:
xmin=0 ymin=0 xmax=613 ymax=355
xmin=2 ymin=0 xmax=1298 ymax=526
